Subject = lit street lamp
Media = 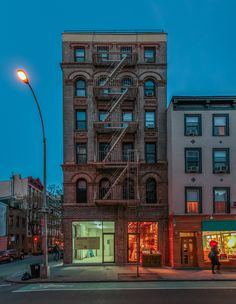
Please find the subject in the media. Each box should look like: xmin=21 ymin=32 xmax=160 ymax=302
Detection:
xmin=16 ymin=69 xmax=49 ymax=278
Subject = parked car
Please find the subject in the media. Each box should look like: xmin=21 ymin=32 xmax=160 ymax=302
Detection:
xmin=0 ymin=250 xmax=11 ymax=263
xmin=6 ymin=249 xmax=24 ymax=260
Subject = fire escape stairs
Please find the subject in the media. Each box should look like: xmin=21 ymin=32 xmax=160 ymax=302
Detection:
xmin=102 ymin=54 xmax=128 ymax=86
xmin=102 ymin=164 xmax=129 ymax=200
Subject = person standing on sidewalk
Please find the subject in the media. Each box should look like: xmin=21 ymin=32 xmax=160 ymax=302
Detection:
xmin=209 ymin=245 xmax=221 ymax=274
xmin=53 ymin=244 xmax=60 ymax=261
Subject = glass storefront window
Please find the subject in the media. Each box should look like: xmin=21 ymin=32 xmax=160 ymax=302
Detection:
xmin=202 ymin=231 xmax=236 ymax=261
xmin=128 ymin=222 xmax=158 ymax=262
xmin=72 ymin=221 xmax=115 ymax=264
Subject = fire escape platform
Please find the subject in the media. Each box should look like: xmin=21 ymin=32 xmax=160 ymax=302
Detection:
xmin=92 ymin=52 xmax=138 ymax=66
xmin=93 ymin=87 xmax=138 ymax=101
xmin=94 ymin=122 xmax=138 ymax=133
xmin=94 ymin=199 xmax=138 ymax=206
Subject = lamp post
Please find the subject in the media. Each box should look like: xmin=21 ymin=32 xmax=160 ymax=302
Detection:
xmin=16 ymin=69 xmax=49 ymax=278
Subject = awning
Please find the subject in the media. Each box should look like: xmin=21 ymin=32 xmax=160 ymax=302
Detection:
xmin=202 ymin=220 xmax=236 ymax=231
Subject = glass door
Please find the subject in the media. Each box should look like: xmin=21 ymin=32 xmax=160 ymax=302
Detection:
xmin=103 ymin=233 xmax=115 ymax=263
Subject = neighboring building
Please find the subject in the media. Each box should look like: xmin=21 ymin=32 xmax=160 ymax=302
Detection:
xmin=168 ymin=96 xmax=236 ymax=268
xmin=0 ymin=174 xmax=63 ymax=253
xmin=62 ymin=30 xmax=168 ymax=265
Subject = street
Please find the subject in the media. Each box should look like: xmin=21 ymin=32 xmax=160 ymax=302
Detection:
xmin=1 ymin=281 xmax=236 ymax=304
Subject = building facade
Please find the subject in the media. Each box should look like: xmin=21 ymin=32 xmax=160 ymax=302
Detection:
xmin=0 ymin=174 xmax=63 ymax=253
xmin=62 ymin=31 xmax=168 ymax=265
xmin=168 ymin=96 xmax=236 ymax=268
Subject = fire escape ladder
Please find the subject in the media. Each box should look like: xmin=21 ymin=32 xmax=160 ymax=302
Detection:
xmin=103 ymin=88 xmax=128 ymax=122
xmin=103 ymin=126 xmax=128 ymax=162
xmin=102 ymin=54 xmax=127 ymax=86
xmin=102 ymin=164 xmax=129 ymax=200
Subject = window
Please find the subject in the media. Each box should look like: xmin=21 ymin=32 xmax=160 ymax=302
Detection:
xmin=99 ymin=142 xmax=109 ymax=161
xmin=144 ymin=79 xmax=156 ymax=97
xmin=99 ymin=111 xmax=107 ymax=122
xmin=122 ymin=142 xmax=134 ymax=161
xmin=185 ymin=187 xmax=202 ymax=213
xmin=213 ymin=114 xmax=229 ymax=136
xmin=16 ymin=216 xmax=20 ymax=227
xmin=145 ymin=111 xmax=156 ymax=128
xmin=22 ymin=218 xmax=26 ymax=227
xmin=121 ymin=77 xmax=133 ymax=87
xmin=185 ymin=148 xmax=201 ymax=173
xmin=99 ymin=178 xmax=110 ymax=199
xmin=144 ymin=47 xmax=156 ymax=63
xmin=120 ymin=46 xmax=132 ymax=59
xmin=122 ymin=111 xmax=133 ymax=122
xmin=145 ymin=143 xmax=156 ymax=164
xmin=123 ymin=178 xmax=135 ymax=200
xmin=76 ymin=143 xmax=87 ymax=164
xmin=185 ymin=115 xmax=201 ymax=136
xmin=97 ymin=46 xmax=109 ymax=61
xmin=75 ymin=79 xmax=86 ymax=97
xmin=9 ymin=215 xmax=13 ymax=227
xmin=77 ymin=179 xmax=87 ymax=203
xmin=146 ymin=178 xmax=157 ymax=204
xmin=213 ymin=188 xmax=230 ymax=213
xmin=213 ymin=149 xmax=229 ymax=173
xmin=76 ymin=110 xmax=87 ymax=130
xmin=98 ymin=78 xmax=109 ymax=96
xmin=75 ymin=47 xmax=85 ymax=62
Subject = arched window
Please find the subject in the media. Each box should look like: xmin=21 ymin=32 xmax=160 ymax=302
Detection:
xmin=77 ymin=179 xmax=87 ymax=203
xmin=99 ymin=178 xmax=110 ymax=199
xmin=146 ymin=178 xmax=157 ymax=204
xmin=123 ymin=178 xmax=135 ymax=200
xmin=144 ymin=79 xmax=156 ymax=97
xmin=75 ymin=79 xmax=86 ymax=97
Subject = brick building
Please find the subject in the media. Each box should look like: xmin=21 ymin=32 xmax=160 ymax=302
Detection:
xmin=62 ymin=30 xmax=168 ymax=265
xmin=168 ymin=96 xmax=236 ymax=268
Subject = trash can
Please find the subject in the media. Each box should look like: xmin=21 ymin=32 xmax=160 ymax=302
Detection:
xmin=30 ymin=263 xmax=40 ymax=278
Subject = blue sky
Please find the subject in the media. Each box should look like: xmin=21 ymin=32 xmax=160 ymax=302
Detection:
xmin=1 ymin=0 xmax=236 ymax=186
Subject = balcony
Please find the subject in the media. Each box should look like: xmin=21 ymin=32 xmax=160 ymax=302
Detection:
xmin=93 ymin=52 xmax=138 ymax=66
xmin=94 ymin=121 xmax=138 ymax=133
xmin=93 ymin=87 xmax=138 ymax=101
xmin=93 ymin=149 xmax=139 ymax=166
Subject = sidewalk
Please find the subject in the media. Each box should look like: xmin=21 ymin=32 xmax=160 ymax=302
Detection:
xmin=6 ymin=262 xmax=236 ymax=283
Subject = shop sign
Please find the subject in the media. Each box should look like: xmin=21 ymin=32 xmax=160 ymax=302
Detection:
xmin=75 ymin=237 xmax=100 ymax=249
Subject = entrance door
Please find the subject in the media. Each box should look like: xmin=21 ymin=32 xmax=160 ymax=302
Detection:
xmin=181 ymin=237 xmax=197 ymax=266
xmin=103 ymin=233 xmax=115 ymax=263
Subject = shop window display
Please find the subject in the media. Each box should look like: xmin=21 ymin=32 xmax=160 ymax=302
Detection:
xmin=128 ymin=222 xmax=158 ymax=262
xmin=202 ymin=231 xmax=236 ymax=261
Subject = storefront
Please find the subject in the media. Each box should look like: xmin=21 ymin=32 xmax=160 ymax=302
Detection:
xmin=128 ymin=221 xmax=159 ymax=263
xmin=202 ymin=220 xmax=236 ymax=263
xmin=72 ymin=221 xmax=115 ymax=264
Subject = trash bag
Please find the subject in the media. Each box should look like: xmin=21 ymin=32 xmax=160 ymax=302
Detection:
xmin=21 ymin=272 xmax=31 ymax=281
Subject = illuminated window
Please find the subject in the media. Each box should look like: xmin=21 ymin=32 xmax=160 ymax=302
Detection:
xmin=213 ymin=188 xmax=230 ymax=213
xmin=185 ymin=187 xmax=202 ymax=213
xmin=185 ymin=114 xmax=201 ymax=136
xmin=77 ymin=179 xmax=87 ymax=203
xmin=213 ymin=114 xmax=229 ymax=136
xmin=146 ymin=178 xmax=157 ymax=204
xmin=75 ymin=79 xmax=86 ymax=97
xmin=144 ymin=79 xmax=156 ymax=97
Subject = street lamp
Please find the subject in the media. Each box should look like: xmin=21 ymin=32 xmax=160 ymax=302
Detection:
xmin=16 ymin=69 xmax=49 ymax=278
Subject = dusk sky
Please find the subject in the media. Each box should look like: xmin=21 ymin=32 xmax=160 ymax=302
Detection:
xmin=1 ymin=0 xmax=235 ymax=186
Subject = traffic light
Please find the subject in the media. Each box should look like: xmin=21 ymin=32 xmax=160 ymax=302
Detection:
xmin=33 ymin=235 xmax=39 ymax=242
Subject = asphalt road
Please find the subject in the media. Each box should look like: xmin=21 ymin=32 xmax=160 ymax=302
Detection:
xmin=0 ymin=254 xmax=56 ymax=281
xmin=1 ymin=281 xmax=236 ymax=304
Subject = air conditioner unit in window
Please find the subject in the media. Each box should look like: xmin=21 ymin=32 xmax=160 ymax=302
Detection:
xmin=145 ymin=91 xmax=154 ymax=97
xmin=186 ymin=129 xmax=198 ymax=136
xmin=215 ymin=165 xmax=228 ymax=173
xmin=189 ymin=166 xmax=199 ymax=172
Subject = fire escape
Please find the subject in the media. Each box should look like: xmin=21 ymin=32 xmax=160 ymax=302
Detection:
xmin=93 ymin=49 xmax=139 ymax=205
